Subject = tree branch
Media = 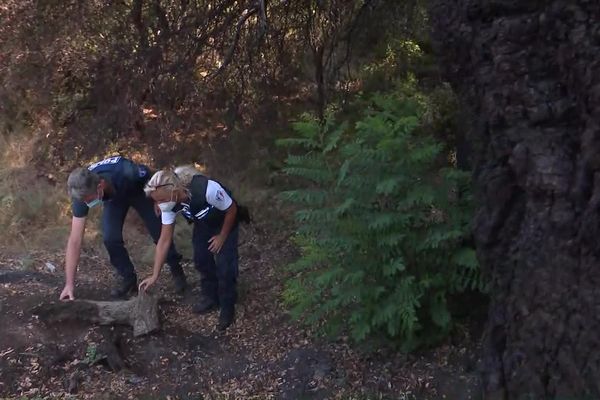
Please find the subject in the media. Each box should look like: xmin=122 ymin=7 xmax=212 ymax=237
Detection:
xmin=130 ymin=0 xmax=147 ymax=49
xmin=208 ymin=6 xmax=259 ymax=79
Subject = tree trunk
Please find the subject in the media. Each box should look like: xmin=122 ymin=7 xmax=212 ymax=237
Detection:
xmin=429 ymin=1 xmax=600 ymax=398
xmin=313 ymin=44 xmax=326 ymax=122
xmin=33 ymin=293 xmax=159 ymax=337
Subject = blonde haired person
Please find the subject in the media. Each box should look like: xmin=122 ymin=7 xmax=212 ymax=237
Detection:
xmin=140 ymin=165 xmax=244 ymax=331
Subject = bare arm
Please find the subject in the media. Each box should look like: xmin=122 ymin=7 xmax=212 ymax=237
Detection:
xmin=220 ymin=202 xmax=238 ymax=238
xmin=139 ymin=223 xmax=174 ymax=291
xmin=208 ymin=202 xmax=237 ymax=254
xmin=60 ymin=217 xmax=86 ymax=300
xmin=151 ymin=223 xmax=174 ymax=278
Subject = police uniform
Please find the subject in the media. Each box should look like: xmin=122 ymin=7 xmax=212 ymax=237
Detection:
xmin=159 ymin=174 xmax=239 ymax=316
xmin=71 ymin=156 xmax=184 ymax=284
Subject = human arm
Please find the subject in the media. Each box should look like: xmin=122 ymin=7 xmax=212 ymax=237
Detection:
xmin=60 ymin=216 xmax=87 ymax=300
xmin=206 ymin=180 xmax=237 ymax=254
xmin=208 ymin=202 xmax=237 ymax=253
xmin=139 ymin=218 xmax=175 ymax=291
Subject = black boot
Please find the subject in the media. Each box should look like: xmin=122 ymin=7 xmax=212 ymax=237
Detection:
xmin=217 ymin=305 xmax=235 ymax=331
xmin=110 ymin=276 xmax=138 ymax=299
xmin=192 ymin=295 xmax=218 ymax=314
xmin=171 ymin=273 xmax=187 ymax=294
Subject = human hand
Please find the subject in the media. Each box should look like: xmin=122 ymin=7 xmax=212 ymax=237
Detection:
xmin=139 ymin=275 xmax=158 ymax=292
xmin=60 ymin=284 xmax=75 ymax=301
xmin=208 ymin=234 xmax=226 ymax=254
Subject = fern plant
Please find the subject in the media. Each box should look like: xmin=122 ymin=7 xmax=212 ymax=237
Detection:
xmin=279 ymin=89 xmax=484 ymax=350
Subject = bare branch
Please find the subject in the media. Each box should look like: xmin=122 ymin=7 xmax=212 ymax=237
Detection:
xmin=208 ymin=5 xmax=259 ymax=79
xmin=130 ymin=0 xmax=147 ymax=49
xmin=258 ymin=0 xmax=267 ymax=38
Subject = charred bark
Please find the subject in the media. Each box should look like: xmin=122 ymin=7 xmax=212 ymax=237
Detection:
xmin=430 ymin=0 xmax=600 ymax=398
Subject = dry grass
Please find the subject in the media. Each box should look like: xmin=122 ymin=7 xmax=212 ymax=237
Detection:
xmin=0 ymin=134 xmax=69 ymax=251
xmin=0 ymin=131 xmax=165 ymax=260
xmin=0 ymin=116 xmax=286 ymax=275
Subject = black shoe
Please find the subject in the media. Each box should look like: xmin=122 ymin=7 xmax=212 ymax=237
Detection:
xmin=110 ymin=277 xmax=138 ymax=299
xmin=217 ymin=306 xmax=235 ymax=331
xmin=192 ymin=296 xmax=218 ymax=314
xmin=171 ymin=273 xmax=187 ymax=294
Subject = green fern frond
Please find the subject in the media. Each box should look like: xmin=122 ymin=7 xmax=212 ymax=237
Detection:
xmin=279 ymin=86 xmax=483 ymax=350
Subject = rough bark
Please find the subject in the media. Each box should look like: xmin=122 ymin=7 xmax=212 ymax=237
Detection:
xmin=33 ymin=293 xmax=159 ymax=337
xmin=429 ymin=0 xmax=600 ymax=398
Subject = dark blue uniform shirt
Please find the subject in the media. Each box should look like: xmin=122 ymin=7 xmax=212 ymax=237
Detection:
xmin=71 ymin=156 xmax=150 ymax=218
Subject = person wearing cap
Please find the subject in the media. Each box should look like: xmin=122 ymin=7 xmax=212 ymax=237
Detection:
xmin=139 ymin=165 xmax=247 ymax=331
xmin=61 ymin=156 xmax=187 ymax=300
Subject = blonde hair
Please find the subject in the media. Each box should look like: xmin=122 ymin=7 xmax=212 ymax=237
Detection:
xmin=174 ymin=165 xmax=199 ymax=187
xmin=144 ymin=165 xmax=200 ymax=197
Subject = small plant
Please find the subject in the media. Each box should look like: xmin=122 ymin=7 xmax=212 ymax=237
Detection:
xmin=83 ymin=343 xmax=99 ymax=365
xmin=279 ymin=88 xmax=484 ymax=350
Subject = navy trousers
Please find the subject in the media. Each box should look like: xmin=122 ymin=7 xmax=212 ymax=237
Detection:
xmin=192 ymin=222 xmax=239 ymax=310
xmin=102 ymin=193 xmax=183 ymax=282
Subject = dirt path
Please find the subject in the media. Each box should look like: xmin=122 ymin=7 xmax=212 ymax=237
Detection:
xmin=0 ymin=208 xmax=481 ymax=400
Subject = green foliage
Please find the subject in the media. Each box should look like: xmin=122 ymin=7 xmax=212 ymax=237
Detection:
xmin=279 ymin=88 xmax=484 ymax=350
